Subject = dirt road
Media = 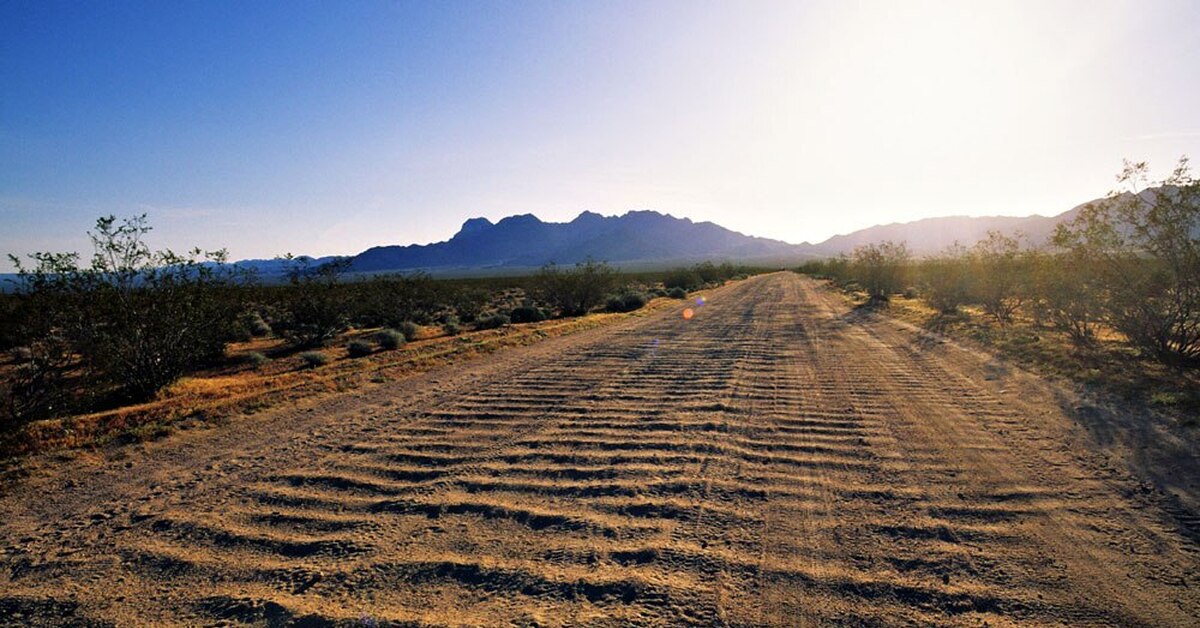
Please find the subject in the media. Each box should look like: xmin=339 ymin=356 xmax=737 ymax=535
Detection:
xmin=1 ymin=273 xmax=1197 ymax=626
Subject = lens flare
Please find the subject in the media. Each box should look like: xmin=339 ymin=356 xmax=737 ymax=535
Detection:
xmin=682 ymin=308 xmax=695 ymax=320
xmin=695 ymin=296 xmax=707 ymax=307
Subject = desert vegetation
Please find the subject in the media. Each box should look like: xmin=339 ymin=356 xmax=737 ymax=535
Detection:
xmin=0 ymin=221 xmax=757 ymax=451
xmin=798 ymin=158 xmax=1200 ymax=412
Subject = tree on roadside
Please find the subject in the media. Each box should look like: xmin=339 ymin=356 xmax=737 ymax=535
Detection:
xmin=1053 ymin=157 xmax=1200 ymax=365
xmin=8 ymin=215 xmax=243 ymax=407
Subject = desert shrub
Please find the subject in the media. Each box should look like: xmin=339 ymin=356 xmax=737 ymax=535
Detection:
xmin=649 ymin=287 xmax=668 ymax=298
xmin=442 ymin=320 xmax=462 ymax=335
xmin=693 ymin=261 xmax=736 ymax=285
xmin=509 ymin=305 xmax=547 ymax=323
xmin=395 ymin=321 xmax=420 ymax=341
xmin=374 ymin=329 xmax=405 ymax=350
xmin=1 ymin=335 xmax=73 ymax=427
xmin=663 ymin=269 xmax=703 ymax=292
xmin=0 ymin=295 xmax=20 ymax=351
xmin=276 ymin=257 xmax=351 ymax=348
xmin=534 ymin=259 xmax=619 ymax=317
xmin=447 ymin=287 xmax=490 ymax=324
xmin=1030 ymin=250 xmax=1101 ymax=345
xmin=8 ymin=215 xmax=244 ymax=402
xmin=299 ymin=351 xmax=329 ymax=368
xmin=350 ymin=273 xmax=441 ymax=328
xmin=607 ymin=292 xmax=647 ymax=313
xmin=243 ymin=312 xmax=272 ymax=337
xmin=971 ymin=231 xmax=1029 ymax=323
xmin=851 ymin=241 xmax=910 ymax=302
xmin=475 ymin=313 xmax=509 ymax=330
xmin=243 ymin=351 xmax=270 ymax=367
xmin=667 ymin=287 xmax=688 ymax=299
xmin=1054 ymin=158 xmax=1200 ymax=364
xmin=918 ymin=245 xmax=971 ymax=313
xmin=346 ymin=340 xmax=374 ymax=358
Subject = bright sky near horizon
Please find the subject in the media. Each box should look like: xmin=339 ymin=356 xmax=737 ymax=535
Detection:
xmin=2 ymin=0 xmax=1198 ymax=270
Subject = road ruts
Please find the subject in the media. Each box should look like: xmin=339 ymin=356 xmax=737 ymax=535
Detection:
xmin=0 ymin=272 xmax=1197 ymax=626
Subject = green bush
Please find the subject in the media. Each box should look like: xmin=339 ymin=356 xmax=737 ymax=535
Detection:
xmin=243 ymin=351 xmax=270 ymax=367
xmin=919 ymin=246 xmax=971 ymax=313
xmin=396 ymin=321 xmax=421 ymax=341
xmin=1 ymin=336 xmax=72 ymax=427
xmin=667 ymin=287 xmax=688 ymax=299
xmin=299 ymin=351 xmax=330 ymax=368
xmin=346 ymin=340 xmax=374 ymax=358
xmin=475 ymin=313 xmax=509 ymax=330
xmin=509 ymin=305 xmax=547 ymax=323
xmin=277 ymin=258 xmax=351 ymax=348
xmin=534 ymin=259 xmax=619 ymax=317
xmin=375 ymin=329 xmax=405 ymax=350
xmin=442 ymin=320 xmax=462 ymax=336
xmin=8 ymin=215 xmax=243 ymax=402
xmin=851 ymin=241 xmax=910 ymax=302
xmin=248 ymin=314 xmax=272 ymax=337
xmin=663 ymin=269 xmax=703 ymax=292
xmin=606 ymin=293 xmax=647 ymax=313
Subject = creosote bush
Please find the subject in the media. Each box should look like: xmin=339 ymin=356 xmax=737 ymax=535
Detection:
xmin=7 ymin=214 xmax=243 ymax=405
xmin=395 ymin=321 xmax=421 ymax=341
xmin=346 ymin=340 xmax=374 ymax=358
xmin=509 ymin=305 xmax=547 ymax=323
xmin=276 ymin=257 xmax=351 ymax=348
xmin=299 ymin=351 xmax=329 ymax=368
xmin=606 ymin=292 xmax=647 ymax=313
xmin=243 ymin=351 xmax=270 ymax=367
xmin=534 ymin=259 xmax=619 ymax=317
xmin=475 ymin=313 xmax=509 ymax=330
xmin=375 ymin=329 xmax=405 ymax=350
xmin=851 ymin=241 xmax=910 ymax=302
xmin=795 ymin=157 xmax=1199 ymax=369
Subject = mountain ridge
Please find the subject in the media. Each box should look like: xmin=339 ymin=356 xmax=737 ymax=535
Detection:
xmin=348 ymin=209 xmax=801 ymax=273
xmin=0 ymin=198 xmax=1107 ymax=284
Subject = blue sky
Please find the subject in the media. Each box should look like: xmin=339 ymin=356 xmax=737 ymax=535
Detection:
xmin=2 ymin=0 xmax=1198 ymax=269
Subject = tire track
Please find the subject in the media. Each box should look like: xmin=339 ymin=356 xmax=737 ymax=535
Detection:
xmin=0 ymin=273 xmax=1197 ymax=625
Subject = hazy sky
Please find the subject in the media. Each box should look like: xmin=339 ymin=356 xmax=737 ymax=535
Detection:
xmin=2 ymin=0 xmax=1198 ymax=269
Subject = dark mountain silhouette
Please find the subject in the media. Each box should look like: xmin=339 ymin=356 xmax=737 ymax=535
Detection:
xmin=345 ymin=201 xmax=1098 ymax=273
xmin=348 ymin=210 xmax=800 ymax=272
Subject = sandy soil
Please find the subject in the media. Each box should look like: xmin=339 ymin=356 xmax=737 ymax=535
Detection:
xmin=1 ymin=272 xmax=1197 ymax=626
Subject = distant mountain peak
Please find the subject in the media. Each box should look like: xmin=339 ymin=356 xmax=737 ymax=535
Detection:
xmin=571 ymin=210 xmax=605 ymax=223
xmin=495 ymin=213 xmax=543 ymax=227
xmin=457 ymin=216 xmax=493 ymax=235
xmin=347 ymin=209 xmax=799 ymax=273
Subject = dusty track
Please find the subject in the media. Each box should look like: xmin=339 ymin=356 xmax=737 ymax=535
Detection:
xmin=1 ymin=273 xmax=1197 ymax=626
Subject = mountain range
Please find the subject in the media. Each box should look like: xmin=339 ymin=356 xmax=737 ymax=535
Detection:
xmin=348 ymin=210 xmax=800 ymax=274
xmin=0 ymin=197 xmax=1106 ymax=285
xmin=341 ymin=200 xmax=1094 ymax=275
